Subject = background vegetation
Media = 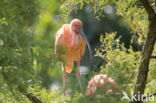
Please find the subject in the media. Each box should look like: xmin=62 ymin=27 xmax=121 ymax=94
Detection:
xmin=0 ymin=0 xmax=155 ymax=103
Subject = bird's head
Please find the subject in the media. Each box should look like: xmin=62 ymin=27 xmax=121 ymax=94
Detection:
xmin=70 ymin=19 xmax=93 ymax=60
xmin=70 ymin=19 xmax=83 ymax=34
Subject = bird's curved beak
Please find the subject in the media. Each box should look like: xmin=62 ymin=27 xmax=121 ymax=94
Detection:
xmin=78 ymin=28 xmax=93 ymax=60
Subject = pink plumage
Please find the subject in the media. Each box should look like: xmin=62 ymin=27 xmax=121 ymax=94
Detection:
xmin=55 ymin=19 xmax=92 ymax=95
xmin=86 ymin=74 xmax=120 ymax=96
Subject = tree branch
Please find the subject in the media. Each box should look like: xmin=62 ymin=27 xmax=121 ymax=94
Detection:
xmin=139 ymin=0 xmax=155 ymax=19
xmin=131 ymin=1 xmax=156 ymax=103
xmin=26 ymin=93 xmax=43 ymax=103
xmin=1 ymin=66 xmax=43 ymax=103
xmin=151 ymin=55 xmax=156 ymax=59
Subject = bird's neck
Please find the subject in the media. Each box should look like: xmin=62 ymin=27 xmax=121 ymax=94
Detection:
xmin=69 ymin=26 xmax=79 ymax=46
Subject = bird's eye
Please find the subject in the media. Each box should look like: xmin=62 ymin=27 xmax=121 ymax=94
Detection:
xmin=74 ymin=24 xmax=77 ymax=26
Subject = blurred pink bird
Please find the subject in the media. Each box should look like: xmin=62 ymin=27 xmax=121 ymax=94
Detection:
xmin=55 ymin=19 xmax=92 ymax=95
xmin=86 ymin=74 xmax=120 ymax=96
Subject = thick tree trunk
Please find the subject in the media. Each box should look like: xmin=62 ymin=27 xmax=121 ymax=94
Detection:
xmin=131 ymin=0 xmax=156 ymax=103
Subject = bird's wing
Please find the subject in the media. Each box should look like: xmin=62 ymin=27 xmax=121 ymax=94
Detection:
xmin=54 ymin=31 xmax=64 ymax=57
xmin=54 ymin=24 xmax=70 ymax=57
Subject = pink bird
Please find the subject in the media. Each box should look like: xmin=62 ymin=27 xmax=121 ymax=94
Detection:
xmin=86 ymin=74 xmax=120 ymax=96
xmin=55 ymin=19 xmax=92 ymax=95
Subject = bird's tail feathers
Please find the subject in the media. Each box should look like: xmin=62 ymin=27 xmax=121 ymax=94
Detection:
xmin=65 ymin=66 xmax=73 ymax=73
xmin=62 ymin=60 xmax=74 ymax=73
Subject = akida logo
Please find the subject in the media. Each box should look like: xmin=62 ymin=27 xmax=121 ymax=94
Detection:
xmin=122 ymin=91 xmax=155 ymax=102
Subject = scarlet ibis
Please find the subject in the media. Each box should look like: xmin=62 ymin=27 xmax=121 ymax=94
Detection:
xmin=86 ymin=74 xmax=120 ymax=96
xmin=55 ymin=19 xmax=92 ymax=95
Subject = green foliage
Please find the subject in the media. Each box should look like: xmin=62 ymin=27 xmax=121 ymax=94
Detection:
xmin=61 ymin=0 xmax=156 ymax=102
xmin=29 ymin=86 xmax=121 ymax=103
xmin=61 ymin=0 xmax=151 ymax=43
xmin=0 ymin=0 xmax=40 ymax=102
xmin=96 ymin=32 xmax=140 ymax=85
xmin=0 ymin=0 xmax=62 ymax=102
xmin=0 ymin=0 xmax=156 ymax=103
xmin=95 ymin=32 xmax=140 ymax=102
xmin=115 ymin=0 xmax=148 ymax=44
xmin=61 ymin=0 xmax=115 ymax=18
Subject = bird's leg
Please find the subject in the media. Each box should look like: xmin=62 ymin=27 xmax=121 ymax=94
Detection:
xmin=62 ymin=64 xmax=67 ymax=96
xmin=76 ymin=61 xmax=82 ymax=92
